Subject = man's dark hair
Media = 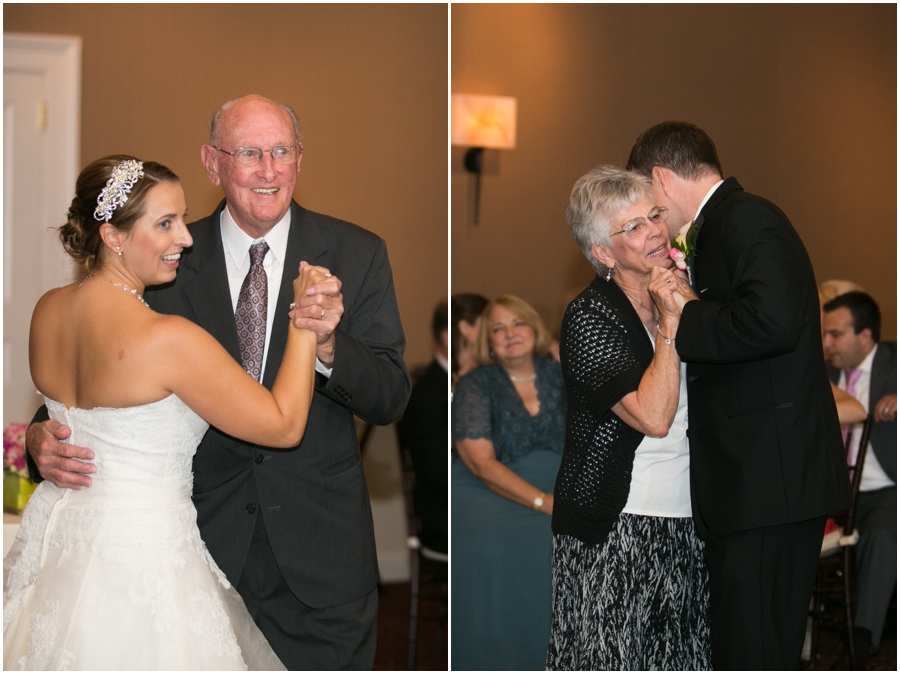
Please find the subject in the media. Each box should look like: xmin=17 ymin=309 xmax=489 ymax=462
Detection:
xmin=432 ymin=301 xmax=448 ymax=343
xmin=823 ymin=291 xmax=881 ymax=343
xmin=626 ymin=121 xmax=724 ymax=180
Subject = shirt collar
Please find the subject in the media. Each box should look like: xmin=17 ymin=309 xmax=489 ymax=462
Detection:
xmin=435 ymin=352 xmax=449 ymax=372
xmin=220 ymin=205 xmax=291 ymax=267
xmin=694 ymin=179 xmax=725 ymax=222
xmin=855 ymin=343 xmax=878 ymax=375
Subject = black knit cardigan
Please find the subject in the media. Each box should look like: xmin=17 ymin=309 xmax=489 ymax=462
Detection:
xmin=551 ymin=274 xmax=656 ymax=547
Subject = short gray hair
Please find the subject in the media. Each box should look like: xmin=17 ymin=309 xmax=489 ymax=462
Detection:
xmin=208 ymin=95 xmax=302 ymax=145
xmin=565 ymin=165 xmax=650 ymax=274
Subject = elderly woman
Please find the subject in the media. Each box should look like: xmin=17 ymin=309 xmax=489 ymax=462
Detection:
xmin=547 ymin=165 xmax=710 ymax=670
xmin=451 ymin=295 xmax=566 ymax=670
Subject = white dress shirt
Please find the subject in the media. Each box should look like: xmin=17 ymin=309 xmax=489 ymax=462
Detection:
xmin=694 ymin=179 xmax=725 ymax=222
xmin=840 ymin=344 xmax=894 ymax=491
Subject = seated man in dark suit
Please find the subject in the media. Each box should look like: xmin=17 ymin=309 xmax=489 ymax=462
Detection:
xmin=822 ymin=291 xmax=896 ymax=666
xmin=397 ymin=302 xmax=448 ymax=555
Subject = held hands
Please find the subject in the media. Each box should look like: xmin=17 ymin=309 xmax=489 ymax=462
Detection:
xmin=26 ymin=420 xmax=96 ymax=490
xmin=289 ymin=261 xmax=344 ymax=367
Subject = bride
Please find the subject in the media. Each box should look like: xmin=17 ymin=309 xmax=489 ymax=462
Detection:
xmin=4 ymin=156 xmax=327 ymax=670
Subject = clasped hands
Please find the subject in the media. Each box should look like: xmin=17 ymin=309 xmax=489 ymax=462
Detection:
xmin=290 ymin=261 xmax=344 ymax=367
xmin=648 ymin=265 xmax=697 ymax=318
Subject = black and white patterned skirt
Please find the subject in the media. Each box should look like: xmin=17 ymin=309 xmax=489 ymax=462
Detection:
xmin=547 ymin=513 xmax=712 ymax=671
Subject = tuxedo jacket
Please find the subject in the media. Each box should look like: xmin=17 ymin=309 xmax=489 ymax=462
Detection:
xmin=827 ymin=341 xmax=897 ymax=482
xmin=676 ymin=178 xmax=851 ymax=536
xmin=144 ymin=199 xmax=410 ymax=608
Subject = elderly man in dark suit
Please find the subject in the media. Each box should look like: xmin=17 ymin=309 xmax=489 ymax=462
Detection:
xmin=26 ymin=95 xmax=410 ymax=670
xmin=822 ymin=290 xmax=896 ymax=666
xmin=627 ymin=121 xmax=850 ymax=670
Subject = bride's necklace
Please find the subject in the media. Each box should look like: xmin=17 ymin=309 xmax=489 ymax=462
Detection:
xmin=80 ymin=273 xmax=150 ymax=308
xmin=509 ymin=372 xmax=536 ymax=383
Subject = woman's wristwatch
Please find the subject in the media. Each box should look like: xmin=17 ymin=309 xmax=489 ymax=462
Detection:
xmin=532 ymin=492 xmax=545 ymax=511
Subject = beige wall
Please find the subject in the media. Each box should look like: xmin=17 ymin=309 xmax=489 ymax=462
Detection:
xmin=452 ymin=4 xmax=896 ymax=341
xmin=5 ymin=3 xmax=448 ymax=366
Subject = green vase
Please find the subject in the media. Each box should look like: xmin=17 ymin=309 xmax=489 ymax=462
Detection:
xmin=3 ymin=470 xmax=36 ymax=514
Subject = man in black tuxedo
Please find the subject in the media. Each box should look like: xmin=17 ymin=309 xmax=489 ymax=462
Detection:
xmin=627 ymin=121 xmax=850 ymax=670
xmin=26 ymin=95 xmax=410 ymax=670
xmin=822 ymin=291 xmax=896 ymax=665
xmin=397 ymin=301 xmax=449 ymax=555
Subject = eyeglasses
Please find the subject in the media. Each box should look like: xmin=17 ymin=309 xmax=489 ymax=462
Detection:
xmin=611 ymin=206 xmax=668 ymax=237
xmin=211 ymin=144 xmax=302 ymax=167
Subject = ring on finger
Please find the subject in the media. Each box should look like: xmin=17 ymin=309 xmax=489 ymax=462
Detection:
xmin=319 ymin=307 xmax=326 ymax=319
xmin=289 ymin=302 xmax=297 ymax=311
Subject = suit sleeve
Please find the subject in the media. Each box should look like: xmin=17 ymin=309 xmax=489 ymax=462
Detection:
xmin=676 ymin=199 xmax=810 ymax=364
xmin=319 ymin=237 xmax=410 ymax=425
xmin=25 ymin=404 xmax=50 ymax=483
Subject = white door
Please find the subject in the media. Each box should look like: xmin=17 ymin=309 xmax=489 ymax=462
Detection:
xmin=3 ymin=35 xmax=81 ymax=428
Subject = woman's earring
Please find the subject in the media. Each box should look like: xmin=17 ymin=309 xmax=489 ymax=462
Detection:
xmin=606 ymin=267 xmax=612 ymax=282
xmin=117 ymin=246 xmax=122 ymax=257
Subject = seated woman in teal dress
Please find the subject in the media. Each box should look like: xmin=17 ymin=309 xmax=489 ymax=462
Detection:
xmin=451 ymin=295 xmax=566 ymax=670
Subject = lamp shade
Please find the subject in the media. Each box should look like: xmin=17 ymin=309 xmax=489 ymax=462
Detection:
xmin=451 ymin=94 xmax=517 ymax=150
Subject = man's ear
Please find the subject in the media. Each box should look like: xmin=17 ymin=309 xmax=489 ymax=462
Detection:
xmin=200 ymin=145 xmax=221 ymax=187
xmin=651 ymin=165 xmax=674 ymax=196
xmin=860 ymin=327 xmax=875 ymax=347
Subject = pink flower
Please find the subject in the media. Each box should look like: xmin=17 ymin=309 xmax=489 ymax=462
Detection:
xmin=4 ymin=422 xmax=29 ymax=477
xmin=669 ymin=247 xmax=687 ymax=270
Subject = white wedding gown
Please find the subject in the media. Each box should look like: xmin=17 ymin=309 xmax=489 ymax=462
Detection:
xmin=3 ymin=394 xmax=285 ymax=670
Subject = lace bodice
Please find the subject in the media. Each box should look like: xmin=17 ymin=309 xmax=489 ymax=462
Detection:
xmin=451 ymin=358 xmax=566 ymax=464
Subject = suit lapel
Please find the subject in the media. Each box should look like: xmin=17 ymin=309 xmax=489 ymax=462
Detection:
xmin=183 ymin=202 xmax=243 ymax=364
xmin=692 ymin=178 xmax=743 ymax=289
xmin=262 ymin=202 xmax=330 ymax=388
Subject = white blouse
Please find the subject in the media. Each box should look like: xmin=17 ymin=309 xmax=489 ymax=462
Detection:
xmin=621 ymin=329 xmax=692 ymax=518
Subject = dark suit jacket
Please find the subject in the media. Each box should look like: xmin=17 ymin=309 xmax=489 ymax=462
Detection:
xmin=396 ymin=357 xmax=448 ymax=553
xmin=827 ymin=341 xmax=897 ymax=482
xmin=144 ymin=199 xmax=410 ymax=608
xmin=676 ymin=178 xmax=851 ymax=536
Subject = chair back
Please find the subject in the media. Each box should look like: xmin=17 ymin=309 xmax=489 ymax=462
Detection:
xmin=396 ymin=439 xmax=422 ymax=550
xmin=842 ymin=414 xmax=874 ymax=537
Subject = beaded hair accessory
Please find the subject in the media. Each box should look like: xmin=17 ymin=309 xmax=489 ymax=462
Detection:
xmin=93 ymin=159 xmax=145 ymax=222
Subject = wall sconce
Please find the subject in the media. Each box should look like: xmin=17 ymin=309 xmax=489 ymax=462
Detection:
xmin=451 ymin=94 xmax=517 ymax=224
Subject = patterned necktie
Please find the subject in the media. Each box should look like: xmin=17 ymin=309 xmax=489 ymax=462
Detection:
xmin=235 ymin=241 xmax=269 ymax=381
xmin=841 ymin=367 xmax=863 ymax=462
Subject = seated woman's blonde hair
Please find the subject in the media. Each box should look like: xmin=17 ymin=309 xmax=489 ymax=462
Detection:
xmin=818 ymin=279 xmax=864 ymax=308
xmin=473 ymin=295 xmax=552 ymax=366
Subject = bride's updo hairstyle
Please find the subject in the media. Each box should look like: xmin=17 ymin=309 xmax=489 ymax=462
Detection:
xmin=60 ymin=155 xmax=179 ymax=272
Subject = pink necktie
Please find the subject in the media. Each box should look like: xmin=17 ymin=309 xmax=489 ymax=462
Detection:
xmin=235 ymin=241 xmax=269 ymax=382
xmin=841 ymin=367 xmax=863 ymax=463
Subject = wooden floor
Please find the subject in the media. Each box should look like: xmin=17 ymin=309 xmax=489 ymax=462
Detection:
xmin=804 ymin=598 xmax=896 ymax=671
xmin=373 ymin=578 xmax=447 ymax=671
xmin=372 ymin=579 xmax=893 ymax=671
